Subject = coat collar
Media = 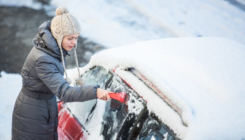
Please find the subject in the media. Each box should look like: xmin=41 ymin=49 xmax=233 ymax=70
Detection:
xmin=33 ymin=21 xmax=70 ymax=60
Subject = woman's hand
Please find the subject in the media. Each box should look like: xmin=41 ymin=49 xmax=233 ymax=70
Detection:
xmin=97 ymin=88 xmax=111 ymax=101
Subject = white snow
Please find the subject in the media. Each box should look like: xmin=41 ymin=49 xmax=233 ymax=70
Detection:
xmin=237 ymin=0 xmax=245 ymax=5
xmin=163 ymin=132 xmax=168 ymax=140
xmin=0 ymin=72 xmax=22 ymax=140
xmin=1 ymin=0 xmax=245 ymax=139
xmin=85 ymin=100 xmax=107 ymax=140
xmin=81 ymin=37 xmax=245 ymax=139
xmin=49 ymin=0 xmax=245 ymax=47
xmin=0 ymin=0 xmax=42 ymax=9
xmin=114 ymin=68 xmax=187 ymax=139
xmin=151 ymin=135 xmax=156 ymax=140
xmin=3 ymin=0 xmax=239 ymax=47
xmin=127 ymin=92 xmax=144 ymax=115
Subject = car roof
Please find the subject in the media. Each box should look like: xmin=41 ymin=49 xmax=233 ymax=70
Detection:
xmin=81 ymin=37 xmax=245 ymax=139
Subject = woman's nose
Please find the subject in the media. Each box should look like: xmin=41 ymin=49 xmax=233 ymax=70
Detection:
xmin=72 ymin=40 xmax=76 ymax=44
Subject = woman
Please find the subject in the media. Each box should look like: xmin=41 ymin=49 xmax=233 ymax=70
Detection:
xmin=12 ymin=7 xmax=110 ymax=140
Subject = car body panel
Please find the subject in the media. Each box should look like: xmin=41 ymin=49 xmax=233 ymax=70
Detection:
xmin=58 ymin=101 xmax=86 ymax=140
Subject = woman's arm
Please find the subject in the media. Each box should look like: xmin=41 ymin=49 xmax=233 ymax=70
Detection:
xmin=35 ymin=56 xmax=108 ymax=102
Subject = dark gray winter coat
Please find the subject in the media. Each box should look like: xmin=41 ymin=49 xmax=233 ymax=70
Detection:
xmin=12 ymin=21 xmax=98 ymax=140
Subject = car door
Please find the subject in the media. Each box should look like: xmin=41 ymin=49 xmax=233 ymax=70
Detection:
xmin=58 ymin=66 xmax=113 ymax=140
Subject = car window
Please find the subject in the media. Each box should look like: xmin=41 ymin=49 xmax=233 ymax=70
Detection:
xmin=101 ymin=75 xmax=146 ymax=140
xmin=75 ymin=66 xmax=112 ymax=88
xmin=66 ymin=67 xmax=113 ymax=125
xmin=136 ymin=113 xmax=177 ymax=140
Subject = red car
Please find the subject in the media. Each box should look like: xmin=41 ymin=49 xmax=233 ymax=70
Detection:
xmin=57 ymin=66 xmax=178 ymax=140
xmin=57 ymin=38 xmax=245 ymax=140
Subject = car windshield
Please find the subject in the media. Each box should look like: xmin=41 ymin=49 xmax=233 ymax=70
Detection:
xmin=77 ymin=66 xmax=112 ymax=88
xmin=66 ymin=67 xmax=113 ymax=124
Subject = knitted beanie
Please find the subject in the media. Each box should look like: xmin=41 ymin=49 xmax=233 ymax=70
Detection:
xmin=51 ymin=7 xmax=84 ymax=86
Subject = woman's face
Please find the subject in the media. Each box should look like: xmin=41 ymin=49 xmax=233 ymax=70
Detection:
xmin=61 ymin=33 xmax=80 ymax=51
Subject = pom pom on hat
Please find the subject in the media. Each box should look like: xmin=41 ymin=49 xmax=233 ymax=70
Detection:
xmin=56 ymin=6 xmax=69 ymax=15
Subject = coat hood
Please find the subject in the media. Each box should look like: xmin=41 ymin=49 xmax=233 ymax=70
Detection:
xmin=33 ymin=21 xmax=84 ymax=85
xmin=33 ymin=21 xmax=69 ymax=60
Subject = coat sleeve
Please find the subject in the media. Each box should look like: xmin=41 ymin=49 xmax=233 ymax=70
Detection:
xmin=35 ymin=56 xmax=98 ymax=102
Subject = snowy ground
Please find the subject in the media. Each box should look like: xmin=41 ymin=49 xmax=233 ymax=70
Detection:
xmin=0 ymin=72 xmax=22 ymax=140
xmin=49 ymin=0 xmax=245 ymax=47
xmin=0 ymin=0 xmax=245 ymax=139
xmin=1 ymin=0 xmax=245 ymax=47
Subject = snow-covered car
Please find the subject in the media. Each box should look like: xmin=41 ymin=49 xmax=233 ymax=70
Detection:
xmin=57 ymin=38 xmax=245 ymax=140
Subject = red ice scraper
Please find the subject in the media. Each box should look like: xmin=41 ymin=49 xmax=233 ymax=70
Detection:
xmin=109 ymin=92 xmax=127 ymax=103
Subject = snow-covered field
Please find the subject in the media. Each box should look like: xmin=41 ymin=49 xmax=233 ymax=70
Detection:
xmin=48 ymin=0 xmax=245 ymax=47
xmin=1 ymin=0 xmax=245 ymax=139
xmin=0 ymin=72 xmax=22 ymax=140
xmin=1 ymin=0 xmax=245 ymax=47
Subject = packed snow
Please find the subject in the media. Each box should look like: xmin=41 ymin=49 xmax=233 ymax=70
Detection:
xmin=81 ymin=37 xmax=245 ymax=139
xmin=1 ymin=0 xmax=245 ymax=47
xmin=0 ymin=0 xmax=43 ymax=9
xmin=0 ymin=72 xmax=22 ymax=140
xmin=49 ymin=0 xmax=245 ymax=47
xmin=114 ymin=68 xmax=187 ymax=139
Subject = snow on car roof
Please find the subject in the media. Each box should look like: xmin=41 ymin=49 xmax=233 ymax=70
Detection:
xmin=81 ymin=37 xmax=245 ymax=139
